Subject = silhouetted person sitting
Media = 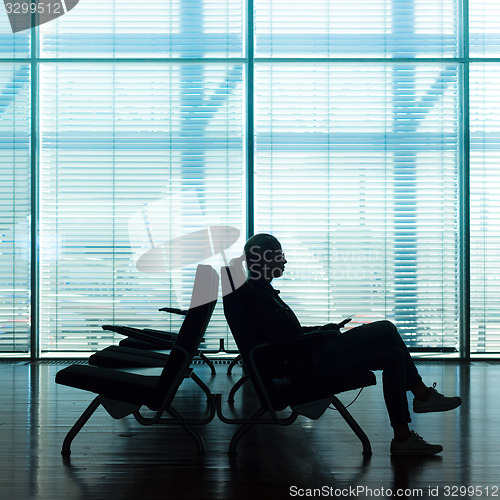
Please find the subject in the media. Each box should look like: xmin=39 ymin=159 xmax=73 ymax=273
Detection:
xmin=239 ymin=233 xmax=462 ymax=456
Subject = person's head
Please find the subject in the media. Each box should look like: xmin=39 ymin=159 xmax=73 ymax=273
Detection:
xmin=243 ymin=233 xmax=287 ymax=281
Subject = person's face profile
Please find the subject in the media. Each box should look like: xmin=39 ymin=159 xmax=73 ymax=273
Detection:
xmin=245 ymin=235 xmax=287 ymax=280
xmin=263 ymin=243 xmax=286 ymax=279
xmin=271 ymin=246 xmax=286 ymax=278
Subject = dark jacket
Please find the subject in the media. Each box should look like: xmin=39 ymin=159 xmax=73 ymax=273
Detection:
xmin=242 ymin=278 xmax=340 ymax=379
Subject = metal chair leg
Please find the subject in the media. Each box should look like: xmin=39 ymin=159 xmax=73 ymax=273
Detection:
xmin=228 ymin=375 xmax=249 ymax=404
xmin=227 ymin=354 xmax=241 ymax=375
xmin=199 ymin=352 xmax=216 ymax=376
xmin=167 ymin=407 xmax=206 ymax=455
xmin=62 ymin=396 xmax=102 ymax=456
xmin=191 ymin=372 xmax=212 ymax=404
xmin=330 ymin=395 xmax=372 ymax=456
xmin=228 ymin=407 xmax=267 ymax=455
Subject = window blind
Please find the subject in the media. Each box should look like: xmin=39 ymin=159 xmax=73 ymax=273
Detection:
xmin=470 ymin=64 xmax=500 ymax=354
xmin=470 ymin=0 xmax=500 ymax=56
xmin=254 ymin=63 xmax=460 ymax=351
xmin=0 ymin=9 xmax=30 ymax=57
xmin=0 ymin=64 xmax=30 ymax=353
xmin=39 ymin=0 xmax=243 ymax=58
xmin=39 ymin=63 xmax=244 ymax=353
xmin=2 ymin=0 xmax=500 ymax=356
xmin=255 ymin=0 xmax=458 ymax=58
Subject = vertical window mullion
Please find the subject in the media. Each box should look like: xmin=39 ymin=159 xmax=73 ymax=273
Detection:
xmin=246 ymin=0 xmax=255 ymax=238
xmin=459 ymin=0 xmax=471 ymax=359
xmin=31 ymin=25 xmax=39 ymax=359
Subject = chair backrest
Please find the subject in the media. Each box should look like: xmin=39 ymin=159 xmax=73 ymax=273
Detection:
xmin=154 ymin=264 xmax=219 ymax=407
xmin=221 ymin=265 xmax=290 ymax=410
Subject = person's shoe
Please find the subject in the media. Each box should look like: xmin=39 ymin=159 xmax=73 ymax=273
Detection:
xmin=390 ymin=431 xmax=443 ymax=456
xmin=413 ymin=382 xmax=462 ymax=414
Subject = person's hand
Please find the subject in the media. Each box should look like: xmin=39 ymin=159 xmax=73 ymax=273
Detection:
xmin=319 ymin=323 xmax=339 ymax=330
xmin=337 ymin=318 xmax=352 ymax=328
xmin=319 ymin=322 xmax=342 ymax=331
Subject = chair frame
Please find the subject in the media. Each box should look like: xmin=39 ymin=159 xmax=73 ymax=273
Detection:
xmin=88 ymin=344 xmax=214 ymax=403
xmin=61 ymin=354 xmax=218 ymax=456
xmin=102 ymin=312 xmax=217 ymax=376
xmin=216 ymin=336 xmax=373 ymax=455
xmin=57 ymin=265 xmax=219 ymax=456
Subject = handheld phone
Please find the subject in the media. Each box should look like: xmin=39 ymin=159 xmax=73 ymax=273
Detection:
xmin=337 ymin=312 xmax=356 ymax=328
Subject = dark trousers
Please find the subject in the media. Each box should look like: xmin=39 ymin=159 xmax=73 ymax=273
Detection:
xmin=310 ymin=320 xmax=422 ymax=427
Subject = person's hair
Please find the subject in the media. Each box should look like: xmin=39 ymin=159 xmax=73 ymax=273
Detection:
xmin=243 ymin=233 xmax=281 ymax=278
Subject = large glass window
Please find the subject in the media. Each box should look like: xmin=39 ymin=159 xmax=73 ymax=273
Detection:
xmin=38 ymin=63 xmax=244 ymax=353
xmin=0 ymin=64 xmax=31 ymax=353
xmin=1 ymin=0 xmax=500 ymax=356
xmin=0 ymin=10 xmax=30 ymax=57
xmin=470 ymin=64 xmax=500 ymax=354
xmin=39 ymin=0 xmax=243 ymax=58
xmin=467 ymin=0 xmax=500 ymax=354
xmin=255 ymin=0 xmax=458 ymax=58
xmin=254 ymin=63 xmax=460 ymax=351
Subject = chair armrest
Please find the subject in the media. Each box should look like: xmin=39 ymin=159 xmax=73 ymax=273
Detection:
xmin=142 ymin=328 xmax=177 ymax=336
xmin=247 ymin=334 xmax=374 ymax=416
xmin=102 ymin=325 xmax=177 ymax=347
xmin=244 ymin=331 xmax=337 ymax=411
xmin=103 ymin=325 xmax=172 ymax=333
xmin=158 ymin=307 xmax=188 ymax=316
xmin=256 ymin=330 xmax=334 ymax=352
xmin=246 ymin=331 xmax=333 ymax=379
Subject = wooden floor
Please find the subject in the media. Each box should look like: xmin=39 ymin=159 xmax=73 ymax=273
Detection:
xmin=0 ymin=360 xmax=498 ymax=500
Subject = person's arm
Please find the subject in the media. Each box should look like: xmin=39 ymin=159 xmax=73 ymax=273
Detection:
xmin=301 ymin=317 xmax=352 ymax=333
xmin=302 ymin=325 xmax=327 ymax=333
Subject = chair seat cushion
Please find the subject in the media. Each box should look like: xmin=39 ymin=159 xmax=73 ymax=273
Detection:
xmin=55 ymin=365 xmax=161 ymax=408
xmin=270 ymin=369 xmax=376 ymax=409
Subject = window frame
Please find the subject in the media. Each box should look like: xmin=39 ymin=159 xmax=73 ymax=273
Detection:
xmin=4 ymin=0 xmax=500 ymax=358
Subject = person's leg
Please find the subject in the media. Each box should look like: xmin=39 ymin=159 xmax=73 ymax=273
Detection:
xmin=310 ymin=329 xmax=413 ymax=428
xmin=310 ymin=336 xmax=443 ymax=455
xmin=363 ymin=344 xmax=411 ymax=431
xmin=357 ymin=320 xmax=424 ymax=392
xmin=324 ymin=320 xmax=461 ymax=412
xmin=314 ymin=320 xmax=423 ymax=391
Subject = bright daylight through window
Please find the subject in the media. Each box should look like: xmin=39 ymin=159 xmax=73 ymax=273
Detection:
xmin=0 ymin=0 xmax=499 ymax=356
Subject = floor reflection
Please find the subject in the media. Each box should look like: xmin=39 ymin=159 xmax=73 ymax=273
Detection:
xmin=1 ymin=360 xmax=498 ymax=499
